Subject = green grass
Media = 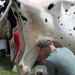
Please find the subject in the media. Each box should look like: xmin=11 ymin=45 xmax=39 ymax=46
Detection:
xmin=0 ymin=56 xmax=18 ymax=75
xmin=0 ymin=55 xmax=39 ymax=75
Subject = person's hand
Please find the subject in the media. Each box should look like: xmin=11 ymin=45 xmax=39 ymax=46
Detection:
xmin=40 ymin=60 xmax=45 ymax=65
xmin=36 ymin=69 xmax=43 ymax=75
xmin=36 ymin=71 xmax=43 ymax=75
xmin=37 ymin=48 xmax=47 ymax=61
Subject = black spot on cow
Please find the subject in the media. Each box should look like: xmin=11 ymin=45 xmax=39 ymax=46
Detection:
xmin=0 ymin=5 xmax=3 ymax=14
xmin=13 ymin=0 xmax=21 ymax=8
xmin=19 ymin=12 xmax=21 ymax=15
xmin=0 ymin=5 xmax=2 ymax=8
xmin=73 ymin=27 xmax=75 ymax=30
xmin=3 ymin=0 xmax=9 ymax=10
xmin=45 ymin=18 xmax=48 ymax=22
xmin=0 ymin=0 xmax=9 ymax=13
xmin=65 ymin=13 xmax=67 ymax=15
xmin=24 ymin=23 xmax=26 ymax=24
xmin=70 ymin=34 xmax=72 ymax=36
xmin=74 ymin=12 xmax=75 ymax=14
xmin=58 ymin=16 xmax=60 ymax=19
xmin=18 ymin=12 xmax=21 ymax=18
xmin=14 ymin=0 xmax=17 ymax=2
xmin=69 ymin=29 xmax=71 ymax=31
xmin=65 ymin=9 xmax=68 ymax=12
xmin=48 ymin=3 xmax=54 ymax=10
xmin=61 ymin=23 xmax=63 ymax=26
xmin=69 ymin=44 xmax=71 ymax=46
xmin=69 ymin=19 xmax=71 ymax=21
xmin=71 ymin=4 xmax=74 ymax=6
xmin=68 ymin=14 xmax=70 ymax=16
xmin=7 ymin=8 xmax=17 ymax=29
xmin=60 ymin=37 xmax=63 ymax=39
xmin=21 ymin=15 xmax=28 ymax=22
xmin=16 ymin=1 xmax=21 ymax=8
xmin=14 ymin=11 xmax=18 ymax=18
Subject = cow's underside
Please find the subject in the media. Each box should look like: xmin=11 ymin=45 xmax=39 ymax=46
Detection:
xmin=15 ymin=0 xmax=75 ymax=75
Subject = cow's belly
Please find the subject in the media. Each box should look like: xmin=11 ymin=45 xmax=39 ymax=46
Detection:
xmin=45 ymin=1 xmax=75 ymax=52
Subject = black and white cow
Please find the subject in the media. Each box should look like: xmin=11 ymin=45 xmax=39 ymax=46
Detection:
xmin=15 ymin=0 xmax=75 ymax=75
xmin=0 ymin=0 xmax=19 ymax=55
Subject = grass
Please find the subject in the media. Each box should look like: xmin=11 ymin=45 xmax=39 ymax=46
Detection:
xmin=0 ymin=55 xmax=18 ymax=75
xmin=0 ymin=54 xmax=39 ymax=75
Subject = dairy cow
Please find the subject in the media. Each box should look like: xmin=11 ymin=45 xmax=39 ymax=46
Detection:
xmin=15 ymin=0 xmax=75 ymax=75
xmin=14 ymin=0 xmax=75 ymax=75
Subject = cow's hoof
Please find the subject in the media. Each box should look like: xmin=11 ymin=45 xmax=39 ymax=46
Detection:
xmin=23 ymin=66 xmax=31 ymax=75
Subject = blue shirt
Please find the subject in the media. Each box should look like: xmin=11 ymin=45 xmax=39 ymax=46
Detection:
xmin=45 ymin=47 xmax=75 ymax=75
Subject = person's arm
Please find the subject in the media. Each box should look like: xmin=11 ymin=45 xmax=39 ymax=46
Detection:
xmin=10 ymin=37 xmax=15 ymax=48
xmin=45 ymin=60 xmax=55 ymax=75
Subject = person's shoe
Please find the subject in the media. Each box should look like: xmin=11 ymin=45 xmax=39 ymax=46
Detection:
xmin=12 ymin=65 xmax=17 ymax=72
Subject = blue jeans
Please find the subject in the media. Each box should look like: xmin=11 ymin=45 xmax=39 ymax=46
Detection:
xmin=1 ymin=49 xmax=6 ymax=57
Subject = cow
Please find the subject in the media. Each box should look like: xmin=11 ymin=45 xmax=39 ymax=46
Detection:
xmin=1 ymin=0 xmax=75 ymax=75
xmin=14 ymin=0 xmax=75 ymax=75
xmin=0 ymin=0 xmax=19 ymax=60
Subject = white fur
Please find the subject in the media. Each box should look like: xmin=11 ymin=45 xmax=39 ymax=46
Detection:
xmin=9 ymin=0 xmax=75 ymax=75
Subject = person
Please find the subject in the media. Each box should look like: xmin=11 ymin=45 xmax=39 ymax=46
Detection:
xmin=11 ymin=30 xmax=20 ymax=68
xmin=0 ymin=39 xmax=7 ymax=57
xmin=1 ymin=49 xmax=6 ymax=57
xmin=13 ymin=30 xmax=20 ymax=59
xmin=37 ymin=37 xmax=75 ymax=75
xmin=10 ymin=26 xmax=20 ymax=69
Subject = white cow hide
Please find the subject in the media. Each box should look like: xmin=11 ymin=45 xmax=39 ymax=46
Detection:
xmin=12 ymin=0 xmax=75 ymax=75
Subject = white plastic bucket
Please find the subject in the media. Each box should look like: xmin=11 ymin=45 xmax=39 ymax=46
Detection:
xmin=35 ymin=65 xmax=48 ymax=75
xmin=0 ymin=39 xmax=7 ymax=49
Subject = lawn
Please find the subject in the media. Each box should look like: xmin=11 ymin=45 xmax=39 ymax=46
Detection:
xmin=0 ymin=55 xmax=39 ymax=75
xmin=0 ymin=55 xmax=18 ymax=75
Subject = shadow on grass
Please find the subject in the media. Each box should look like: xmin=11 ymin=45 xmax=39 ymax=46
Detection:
xmin=0 ymin=55 xmax=41 ymax=75
xmin=0 ymin=55 xmax=18 ymax=75
xmin=0 ymin=55 xmax=12 ymax=71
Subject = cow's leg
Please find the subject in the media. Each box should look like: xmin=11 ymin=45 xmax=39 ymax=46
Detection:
xmin=16 ymin=47 xmax=40 ymax=75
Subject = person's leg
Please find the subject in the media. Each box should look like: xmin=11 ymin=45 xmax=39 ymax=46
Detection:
xmin=7 ymin=39 xmax=10 ymax=54
xmin=1 ymin=49 xmax=6 ymax=57
xmin=11 ymin=58 xmax=15 ymax=69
